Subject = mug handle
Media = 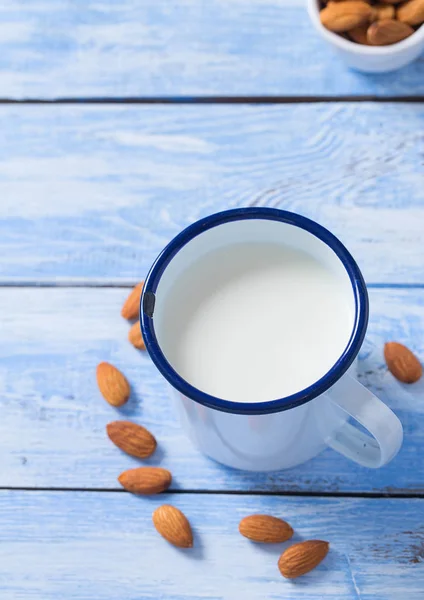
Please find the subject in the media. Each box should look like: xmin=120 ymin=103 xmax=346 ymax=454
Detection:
xmin=325 ymin=374 xmax=403 ymax=468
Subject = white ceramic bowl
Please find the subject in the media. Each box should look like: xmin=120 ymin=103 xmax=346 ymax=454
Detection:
xmin=307 ymin=0 xmax=424 ymax=72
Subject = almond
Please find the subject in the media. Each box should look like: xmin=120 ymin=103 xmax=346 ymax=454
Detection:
xmin=320 ymin=1 xmax=373 ymax=32
xmin=107 ymin=421 xmax=157 ymax=458
xmin=384 ymin=342 xmax=422 ymax=383
xmin=348 ymin=24 xmax=372 ymax=42
xmin=121 ymin=282 xmax=144 ymax=320
xmin=128 ymin=321 xmax=146 ymax=350
xmin=375 ymin=3 xmax=396 ymax=18
xmin=239 ymin=515 xmax=294 ymax=543
xmin=153 ymin=505 xmax=193 ymax=548
xmin=367 ymin=18 xmax=414 ymax=43
xmin=278 ymin=540 xmax=330 ymax=579
xmin=96 ymin=362 xmax=130 ymax=407
xmin=118 ymin=467 xmax=172 ymax=495
xmin=397 ymin=0 xmax=424 ymax=25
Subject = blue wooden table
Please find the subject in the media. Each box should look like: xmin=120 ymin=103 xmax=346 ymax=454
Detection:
xmin=1 ymin=2 xmax=424 ymax=598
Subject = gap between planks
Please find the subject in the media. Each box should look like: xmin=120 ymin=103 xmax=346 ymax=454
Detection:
xmin=0 ymin=96 xmax=423 ymax=104
xmin=2 ymin=281 xmax=424 ymax=289
xmin=0 ymin=487 xmax=423 ymax=498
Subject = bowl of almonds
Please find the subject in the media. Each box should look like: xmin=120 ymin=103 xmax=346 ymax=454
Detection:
xmin=307 ymin=0 xmax=424 ymax=72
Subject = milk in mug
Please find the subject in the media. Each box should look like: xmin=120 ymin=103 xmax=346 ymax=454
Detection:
xmin=156 ymin=242 xmax=354 ymax=403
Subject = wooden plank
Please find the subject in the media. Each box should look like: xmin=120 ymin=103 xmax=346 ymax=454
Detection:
xmin=1 ymin=103 xmax=424 ymax=284
xmin=0 ymin=286 xmax=423 ymax=493
xmin=1 ymin=1 xmax=424 ymax=98
xmin=0 ymin=491 xmax=423 ymax=599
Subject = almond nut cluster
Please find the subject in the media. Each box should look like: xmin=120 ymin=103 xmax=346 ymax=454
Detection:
xmin=320 ymin=0 xmax=424 ymax=45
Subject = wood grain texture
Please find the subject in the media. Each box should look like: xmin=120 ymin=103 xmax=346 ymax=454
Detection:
xmin=1 ymin=104 xmax=424 ymax=284
xmin=1 ymin=286 xmax=423 ymax=493
xmin=0 ymin=491 xmax=423 ymax=599
xmin=1 ymin=0 xmax=424 ymax=98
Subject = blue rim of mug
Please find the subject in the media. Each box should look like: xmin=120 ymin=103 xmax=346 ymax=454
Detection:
xmin=140 ymin=207 xmax=369 ymax=415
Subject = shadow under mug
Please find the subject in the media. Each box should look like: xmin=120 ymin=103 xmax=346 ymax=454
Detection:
xmin=140 ymin=208 xmax=403 ymax=472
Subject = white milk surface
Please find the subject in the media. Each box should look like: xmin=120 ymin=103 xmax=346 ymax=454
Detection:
xmin=157 ymin=242 xmax=355 ymax=403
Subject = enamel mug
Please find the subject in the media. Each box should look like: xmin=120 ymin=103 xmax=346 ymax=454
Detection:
xmin=141 ymin=208 xmax=403 ymax=471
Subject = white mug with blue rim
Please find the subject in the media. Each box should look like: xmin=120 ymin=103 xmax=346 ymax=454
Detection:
xmin=141 ymin=208 xmax=403 ymax=471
